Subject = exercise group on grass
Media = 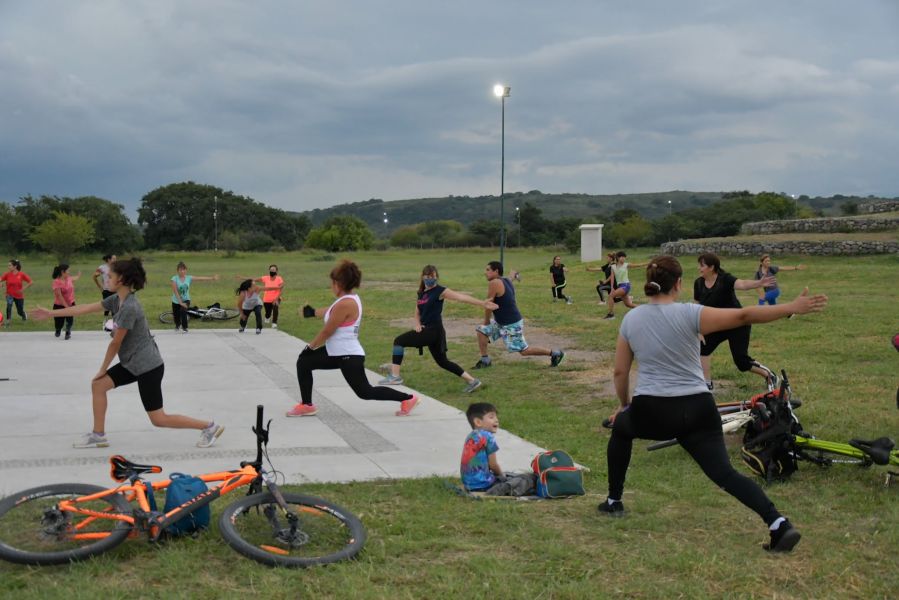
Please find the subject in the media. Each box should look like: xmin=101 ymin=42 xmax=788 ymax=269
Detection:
xmin=12 ymin=248 xmax=825 ymax=552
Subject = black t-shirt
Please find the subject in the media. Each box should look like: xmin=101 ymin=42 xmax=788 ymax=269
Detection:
xmin=417 ymin=285 xmax=445 ymax=327
xmin=549 ymin=264 xmax=566 ymax=285
xmin=693 ymin=271 xmax=741 ymax=309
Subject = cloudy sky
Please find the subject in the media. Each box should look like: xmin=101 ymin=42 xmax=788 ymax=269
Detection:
xmin=2 ymin=1 xmax=898 ymax=217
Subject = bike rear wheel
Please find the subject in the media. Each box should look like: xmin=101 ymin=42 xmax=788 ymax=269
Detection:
xmin=158 ymin=312 xmax=175 ymax=324
xmin=219 ymin=492 xmax=366 ymax=568
xmin=0 ymin=484 xmax=133 ymax=565
xmin=204 ymin=308 xmax=240 ymax=321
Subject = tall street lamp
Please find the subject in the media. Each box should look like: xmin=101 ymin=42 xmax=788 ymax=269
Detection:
xmin=494 ymin=83 xmax=510 ymax=266
xmin=213 ymin=196 xmax=218 ymax=252
xmin=383 ymin=212 xmax=389 ymax=238
xmin=515 ymin=205 xmax=521 ymax=247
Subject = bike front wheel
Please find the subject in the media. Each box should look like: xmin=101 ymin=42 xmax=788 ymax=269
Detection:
xmin=158 ymin=312 xmax=175 ymax=324
xmin=219 ymin=492 xmax=366 ymax=568
xmin=0 ymin=484 xmax=133 ymax=565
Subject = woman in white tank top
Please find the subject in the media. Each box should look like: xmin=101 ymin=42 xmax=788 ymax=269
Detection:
xmin=287 ymin=260 xmax=419 ymax=418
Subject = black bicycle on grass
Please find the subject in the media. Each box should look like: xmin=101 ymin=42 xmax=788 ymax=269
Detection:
xmin=741 ymin=370 xmax=899 ymax=485
xmin=158 ymin=302 xmax=240 ymax=324
xmin=0 ymin=405 xmax=366 ymax=567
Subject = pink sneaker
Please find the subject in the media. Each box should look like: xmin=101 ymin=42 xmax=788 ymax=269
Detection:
xmin=286 ymin=403 xmax=318 ymax=417
xmin=395 ymin=395 xmax=419 ymax=417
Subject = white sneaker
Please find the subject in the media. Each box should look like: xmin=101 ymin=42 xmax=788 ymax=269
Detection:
xmin=272 ymin=323 xmax=278 ymax=329
xmin=73 ymin=432 xmax=109 ymax=449
xmin=197 ymin=423 xmax=225 ymax=448
xmin=264 ymin=318 xmax=271 ymax=324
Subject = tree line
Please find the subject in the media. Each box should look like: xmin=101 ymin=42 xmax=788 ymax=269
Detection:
xmin=2 ymin=183 xmax=889 ymax=260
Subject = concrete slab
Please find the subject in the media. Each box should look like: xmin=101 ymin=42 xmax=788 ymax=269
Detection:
xmin=0 ymin=330 xmax=545 ymax=496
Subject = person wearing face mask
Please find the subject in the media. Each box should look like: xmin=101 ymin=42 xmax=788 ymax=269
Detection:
xmin=236 ymin=265 xmax=285 ymax=329
xmin=379 ymin=265 xmax=498 ymax=393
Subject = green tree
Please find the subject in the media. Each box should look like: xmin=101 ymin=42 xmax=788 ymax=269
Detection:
xmin=30 ymin=211 xmax=95 ymax=262
xmin=138 ymin=182 xmax=311 ymax=250
xmin=609 ymin=215 xmax=652 ymax=247
xmin=0 ymin=202 xmax=30 ymax=253
xmin=390 ymin=225 xmax=424 ymax=248
xmin=305 ymin=215 xmax=374 ymax=252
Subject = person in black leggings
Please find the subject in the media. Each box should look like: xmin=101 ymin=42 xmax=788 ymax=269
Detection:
xmin=694 ymin=252 xmax=776 ymax=390
xmin=379 ymin=265 xmax=497 ymax=393
xmin=601 ymin=255 xmax=827 ymax=552
xmin=287 ymin=260 xmax=418 ymax=418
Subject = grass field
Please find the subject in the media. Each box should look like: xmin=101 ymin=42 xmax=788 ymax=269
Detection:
xmin=1 ymin=248 xmax=898 ymax=599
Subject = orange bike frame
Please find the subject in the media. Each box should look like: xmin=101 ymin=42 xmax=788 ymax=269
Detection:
xmin=56 ymin=464 xmax=261 ymax=541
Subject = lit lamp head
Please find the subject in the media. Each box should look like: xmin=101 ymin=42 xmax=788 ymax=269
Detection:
xmin=493 ymin=84 xmax=511 ymax=98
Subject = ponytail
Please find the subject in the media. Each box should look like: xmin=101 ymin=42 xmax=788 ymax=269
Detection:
xmin=644 ymin=255 xmax=682 ymax=296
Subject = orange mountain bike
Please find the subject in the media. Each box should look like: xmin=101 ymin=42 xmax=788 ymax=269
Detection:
xmin=0 ymin=405 xmax=366 ymax=567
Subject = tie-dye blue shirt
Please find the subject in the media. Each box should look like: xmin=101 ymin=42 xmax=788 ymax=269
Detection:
xmin=460 ymin=429 xmax=499 ymax=491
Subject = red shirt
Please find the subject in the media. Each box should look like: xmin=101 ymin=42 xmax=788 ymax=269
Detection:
xmin=53 ymin=277 xmax=76 ymax=306
xmin=1 ymin=271 xmax=32 ymax=299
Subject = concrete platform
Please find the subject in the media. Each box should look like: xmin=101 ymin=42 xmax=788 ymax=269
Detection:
xmin=0 ymin=330 xmax=544 ymax=495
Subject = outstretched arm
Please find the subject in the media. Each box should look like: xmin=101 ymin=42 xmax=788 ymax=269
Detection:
xmin=192 ymin=275 xmax=220 ymax=282
xmin=699 ymin=288 xmax=827 ymax=335
xmin=32 ymin=302 xmax=105 ymax=320
xmin=441 ymin=288 xmax=498 ymax=311
xmin=735 ymin=276 xmax=775 ymax=291
xmin=70 ymin=271 xmax=84 ymax=282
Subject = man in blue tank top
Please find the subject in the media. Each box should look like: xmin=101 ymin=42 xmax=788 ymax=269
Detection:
xmin=474 ymin=261 xmax=564 ymax=369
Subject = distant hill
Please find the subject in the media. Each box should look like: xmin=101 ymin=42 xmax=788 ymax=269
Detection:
xmin=298 ymin=191 xmax=895 ymax=233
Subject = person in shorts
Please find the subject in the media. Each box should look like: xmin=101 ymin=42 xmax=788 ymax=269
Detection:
xmin=603 ymin=251 xmax=648 ymax=320
xmin=473 ymin=261 xmax=564 ymax=369
xmin=32 ymin=258 xmax=224 ymax=449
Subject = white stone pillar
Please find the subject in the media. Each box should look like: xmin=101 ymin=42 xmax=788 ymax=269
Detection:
xmin=579 ymin=224 xmax=604 ymax=263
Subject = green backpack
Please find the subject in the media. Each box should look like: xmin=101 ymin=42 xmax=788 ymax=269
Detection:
xmin=531 ymin=450 xmax=585 ymax=498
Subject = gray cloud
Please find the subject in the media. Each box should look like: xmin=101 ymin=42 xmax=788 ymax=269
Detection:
xmin=1 ymin=0 xmax=898 ymax=217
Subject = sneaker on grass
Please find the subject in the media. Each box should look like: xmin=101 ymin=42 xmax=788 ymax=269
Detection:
xmin=764 ymin=520 xmax=801 ymax=552
xmin=378 ymin=374 xmax=404 ymax=385
xmin=463 ymin=379 xmax=482 ymax=393
xmin=286 ymin=403 xmax=318 ymax=417
xmin=73 ymin=432 xmax=109 ymax=449
xmin=550 ymin=350 xmax=565 ymax=367
xmin=472 ymin=358 xmax=491 ymax=369
xmin=597 ymin=498 xmax=626 ymax=517
xmin=197 ymin=423 xmax=225 ymax=448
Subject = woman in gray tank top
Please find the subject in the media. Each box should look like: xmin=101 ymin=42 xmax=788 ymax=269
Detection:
xmin=600 ymin=255 xmax=827 ymax=553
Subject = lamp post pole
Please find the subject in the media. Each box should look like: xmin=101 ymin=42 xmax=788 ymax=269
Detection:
xmin=516 ymin=205 xmax=521 ymax=247
xmin=213 ymin=196 xmax=218 ymax=252
xmin=383 ymin=212 xmax=388 ymax=238
xmin=494 ymin=84 xmax=510 ymax=266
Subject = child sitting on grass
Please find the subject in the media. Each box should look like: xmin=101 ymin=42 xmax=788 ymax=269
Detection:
xmin=460 ymin=402 xmax=535 ymax=496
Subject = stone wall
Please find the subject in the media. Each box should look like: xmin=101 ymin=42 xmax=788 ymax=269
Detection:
xmin=740 ymin=215 xmax=899 ymax=235
xmin=660 ymin=239 xmax=898 ymax=257
xmin=859 ymin=200 xmax=899 ymax=214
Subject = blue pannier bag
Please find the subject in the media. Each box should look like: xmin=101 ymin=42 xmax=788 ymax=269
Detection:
xmin=162 ymin=473 xmax=210 ymax=536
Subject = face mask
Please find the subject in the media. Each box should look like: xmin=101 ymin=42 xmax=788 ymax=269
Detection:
xmin=423 ymin=277 xmax=437 ymax=287
xmin=269 ymin=271 xmax=277 ymax=277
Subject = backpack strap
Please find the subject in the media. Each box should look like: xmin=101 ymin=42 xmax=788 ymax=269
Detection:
xmin=144 ymin=481 xmax=157 ymax=512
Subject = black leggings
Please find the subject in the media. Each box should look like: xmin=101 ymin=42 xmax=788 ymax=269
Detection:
xmin=700 ymin=325 xmax=755 ymax=372
xmin=240 ymin=305 xmax=263 ymax=330
xmin=171 ymin=301 xmax=191 ymax=330
xmin=296 ymin=347 xmax=412 ymax=405
xmin=53 ymin=303 xmax=73 ymax=334
xmin=101 ymin=289 xmax=114 ymax=316
xmin=264 ymin=301 xmax=279 ymax=324
xmin=552 ymin=282 xmax=568 ymax=299
xmin=392 ymin=325 xmax=464 ymax=377
xmin=607 ymin=392 xmax=781 ymax=525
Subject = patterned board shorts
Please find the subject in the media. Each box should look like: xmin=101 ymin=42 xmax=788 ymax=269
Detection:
xmin=476 ymin=319 xmax=529 ymax=353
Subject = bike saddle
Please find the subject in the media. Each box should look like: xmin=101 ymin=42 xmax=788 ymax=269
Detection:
xmin=848 ymin=437 xmax=896 ymax=466
xmin=109 ymin=455 xmax=163 ymax=482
